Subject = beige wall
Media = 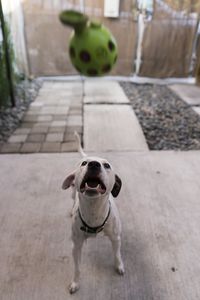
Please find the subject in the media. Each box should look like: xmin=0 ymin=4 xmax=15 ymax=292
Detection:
xmin=23 ymin=0 xmax=137 ymax=76
xmin=22 ymin=0 xmax=200 ymax=78
xmin=139 ymin=18 xmax=197 ymax=78
xmin=139 ymin=0 xmax=200 ymax=78
xmin=164 ymin=0 xmax=200 ymax=12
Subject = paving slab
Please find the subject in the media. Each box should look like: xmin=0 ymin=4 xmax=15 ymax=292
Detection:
xmin=32 ymin=122 xmax=51 ymax=128
xmin=26 ymin=109 xmax=42 ymax=116
xmin=37 ymin=115 xmax=53 ymax=122
xmin=39 ymin=82 xmax=83 ymax=97
xmin=46 ymin=133 xmax=64 ymax=142
xmin=67 ymin=125 xmax=82 ymax=134
xmin=20 ymin=143 xmax=41 ymax=153
xmin=63 ymin=132 xmax=76 ymax=142
xmin=39 ymin=107 xmax=57 ymax=114
xmin=30 ymin=102 xmax=44 ymax=108
xmin=0 ymin=151 xmax=200 ymax=300
xmin=35 ymin=94 xmax=82 ymax=106
xmin=40 ymin=142 xmax=61 ymax=153
xmin=84 ymin=104 xmax=148 ymax=151
xmin=27 ymin=134 xmax=46 ymax=143
xmin=31 ymin=125 xmax=49 ymax=134
xmin=14 ymin=128 xmax=31 ymax=135
xmin=61 ymin=141 xmax=77 ymax=152
xmin=8 ymin=134 xmax=28 ymax=143
xmin=50 ymin=121 xmax=67 ymax=127
xmin=192 ymin=106 xmax=200 ymax=116
xmin=0 ymin=143 xmax=22 ymax=153
xmin=20 ymin=122 xmax=34 ymax=128
xmin=42 ymin=81 xmax=83 ymax=91
xmin=23 ymin=115 xmax=39 ymax=123
xmin=53 ymin=115 xmax=68 ymax=121
xmin=67 ymin=115 xmax=82 ymax=126
xmin=169 ymin=84 xmax=200 ymax=106
xmin=48 ymin=126 xmax=66 ymax=133
xmin=84 ymin=79 xmax=129 ymax=104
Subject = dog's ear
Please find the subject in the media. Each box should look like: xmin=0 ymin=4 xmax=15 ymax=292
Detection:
xmin=111 ymin=174 xmax=122 ymax=198
xmin=62 ymin=173 xmax=75 ymax=190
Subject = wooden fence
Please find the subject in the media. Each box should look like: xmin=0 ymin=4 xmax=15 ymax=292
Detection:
xmin=22 ymin=0 xmax=200 ymax=78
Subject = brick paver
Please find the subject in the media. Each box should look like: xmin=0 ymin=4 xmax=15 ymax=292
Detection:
xmin=61 ymin=141 xmax=77 ymax=152
xmin=48 ymin=126 xmax=65 ymax=133
xmin=31 ymin=125 xmax=49 ymax=133
xmin=20 ymin=143 xmax=41 ymax=153
xmin=27 ymin=134 xmax=46 ymax=143
xmin=14 ymin=128 xmax=31 ymax=135
xmin=1 ymin=81 xmax=83 ymax=153
xmin=8 ymin=134 xmax=28 ymax=143
xmin=40 ymin=142 xmax=61 ymax=153
xmin=1 ymin=143 xmax=22 ymax=153
xmin=46 ymin=133 xmax=64 ymax=142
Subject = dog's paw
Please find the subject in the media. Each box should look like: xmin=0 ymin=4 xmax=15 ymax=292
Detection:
xmin=69 ymin=281 xmax=79 ymax=294
xmin=116 ymin=263 xmax=125 ymax=276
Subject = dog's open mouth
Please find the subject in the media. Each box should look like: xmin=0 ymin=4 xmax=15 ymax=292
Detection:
xmin=80 ymin=176 xmax=106 ymax=195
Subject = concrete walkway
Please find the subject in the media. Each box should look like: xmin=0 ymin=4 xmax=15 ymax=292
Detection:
xmin=0 ymin=79 xmax=148 ymax=153
xmin=84 ymin=79 xmax=148 ymax=152
xmin=1 ymin=151 xmax=200 ymax=299
xmin=1 ymin=80 xmax=200 ymax=299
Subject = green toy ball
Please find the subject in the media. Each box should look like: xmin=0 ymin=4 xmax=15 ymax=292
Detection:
xmin=59 ymin=10 xmax=118 ymax=77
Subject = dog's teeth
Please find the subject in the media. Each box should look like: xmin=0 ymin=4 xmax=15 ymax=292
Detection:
xmin=85 ymin=182 xmax=100 ymax=190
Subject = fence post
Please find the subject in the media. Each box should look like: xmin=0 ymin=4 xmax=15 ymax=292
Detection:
xmin=0 ymin=0 xmax=15 ymax=107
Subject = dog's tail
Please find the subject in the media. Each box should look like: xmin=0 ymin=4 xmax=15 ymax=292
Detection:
xmin=74 ymin=131 xmax=87 ymax=158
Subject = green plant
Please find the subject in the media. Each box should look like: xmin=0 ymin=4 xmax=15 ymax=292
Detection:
xmin=0 ymin=21 xmax=15 ymax=107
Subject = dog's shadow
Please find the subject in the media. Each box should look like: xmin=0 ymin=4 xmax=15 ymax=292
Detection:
xmin=82 ymin=235 xmax=114 ymax=275
xmin=79 ymin=228 xmax=165 ymax=299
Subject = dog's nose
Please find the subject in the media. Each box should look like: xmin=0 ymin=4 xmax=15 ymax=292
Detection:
xmin=88 ymin=161 xmax=101 ymax=170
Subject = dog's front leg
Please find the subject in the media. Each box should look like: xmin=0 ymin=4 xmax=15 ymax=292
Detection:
xmin=69 ymin=237 xmax=84 ymax=294
xmin=109 ymin=235 xmax=124 ymax=275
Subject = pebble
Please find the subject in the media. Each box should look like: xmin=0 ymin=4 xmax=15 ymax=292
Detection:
xmin=0 ymin=79 xmax=42 ymax=142
xmin=120 ymin=82 xmax=200 ymax=150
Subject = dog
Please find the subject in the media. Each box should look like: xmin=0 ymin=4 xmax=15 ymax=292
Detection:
xmin=62 ymin=132 xmax=124 ymax=294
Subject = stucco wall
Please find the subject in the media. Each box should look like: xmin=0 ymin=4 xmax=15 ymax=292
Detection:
xmin=22 ymin=0 xmax=200 ymax=78
xmin=23 ymin=0 xmax=137 ymax=76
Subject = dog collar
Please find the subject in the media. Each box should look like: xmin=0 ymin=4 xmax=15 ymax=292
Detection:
xmin=78 ymin=202 xmax=111 ymax=234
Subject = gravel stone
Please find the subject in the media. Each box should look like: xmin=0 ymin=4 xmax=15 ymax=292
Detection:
xmin=120 ymin=82 xmax=200 ymax=150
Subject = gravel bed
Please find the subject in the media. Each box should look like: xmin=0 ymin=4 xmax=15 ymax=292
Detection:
xmin=0 ymin=79 xmax=42 ymax=143
xmin=120 ymin=82 xmax=200 ymax=150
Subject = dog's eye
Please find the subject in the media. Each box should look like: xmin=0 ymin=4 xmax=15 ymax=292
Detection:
xmin=81 ymin=161 xmax=87 ymax=166
xmin=104 ymin=163 xmax=111 ymax=169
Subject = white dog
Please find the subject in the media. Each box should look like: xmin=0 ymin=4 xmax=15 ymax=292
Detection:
xmin=62 ymin=133 xmax=124 ymax=294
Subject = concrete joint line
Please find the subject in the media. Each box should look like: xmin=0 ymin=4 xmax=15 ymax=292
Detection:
xmin=84 ymin=102 xmax=132 ymax=106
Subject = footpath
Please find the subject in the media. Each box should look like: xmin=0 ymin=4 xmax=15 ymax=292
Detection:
xmin=0 ymin=79 xmax=200 ymax=300
xmin=0 ymin=79 xmax=148 ymax=153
